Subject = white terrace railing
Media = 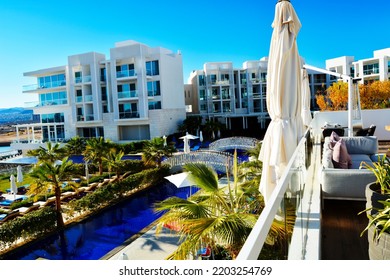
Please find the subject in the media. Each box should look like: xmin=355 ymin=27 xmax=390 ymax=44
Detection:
xmin=237 ymin=127 xmax=321 ymax=260
xmin=163 ymin=150 xmax=240 ymax=173
xmin=208 ymin=136 xmax=260 ymax=151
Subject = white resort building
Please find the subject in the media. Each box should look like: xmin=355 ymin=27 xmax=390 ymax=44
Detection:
xmin=12 ymin=46 xmax=390 ymax=152
xmin=12 ymin=40 xmax=186 ymax=152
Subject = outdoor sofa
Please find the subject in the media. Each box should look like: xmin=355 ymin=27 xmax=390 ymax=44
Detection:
xmin=320 ymin=135 xmax=379 ymax=203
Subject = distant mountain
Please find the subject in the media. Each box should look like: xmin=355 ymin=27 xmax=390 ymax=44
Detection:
xmin=0 ymin=107 xmax=34 ymax=124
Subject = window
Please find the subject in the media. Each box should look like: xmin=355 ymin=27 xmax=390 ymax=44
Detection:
xmin=116 ymin=64 xmax=135 ymax=77
xmin=39 ymin=91 xmax=68 ymax=106
xmin=75 ymin=71 xmax=82 ymax=83
xmin=41 ymin=113 xmax=64 ymax=123
xmin=199 ymin=75 xmax=205 ymax=86
xmin=363 ymin=63 xmax=379 ymax=75
xmin=199 ymin=89 xmax=206 ymax=101
xmin=119 ymin=103 xmax=138 ymax=119
xmin=38 ymin=73 xmax=66 ymax=88
xmin=210 ymin=74 xmax=217 ymax=85
xmin=118 ymin=83 xmax=137 ymax=99
xmin=146 ymin=60 xmax=159 ymax=76
xmin=100 ymin=68 xmax=106 ymax=82
xmin=101 ymin=87 xmax=107 ymax=101
xmin=148 ymin=101 xmax=161 ymax=110
xmin=147 ymin=81 xmax=161 ymax=96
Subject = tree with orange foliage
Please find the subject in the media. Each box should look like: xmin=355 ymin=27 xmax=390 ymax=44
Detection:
xmin=316 ymin=81 xmax=348 ymax=111
xmin=316 ymin=80 xmax=390 ymax=111
xmin=359 ymin=81 xmax=390 ymax=109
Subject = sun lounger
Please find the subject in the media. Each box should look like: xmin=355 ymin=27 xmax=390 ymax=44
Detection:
xmin=33 ymin=196 xmax=56 ymax=208
xmin=16 ymin=204 xmax=40 ymax=215
xmin=0 ymin=210 xmax=20 ymax=224
xmin=60 ymin=191 xmax=76 ymax=202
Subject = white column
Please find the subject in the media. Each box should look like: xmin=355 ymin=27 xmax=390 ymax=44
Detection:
xmin=16 ymin=127 xmax=20 ymax=143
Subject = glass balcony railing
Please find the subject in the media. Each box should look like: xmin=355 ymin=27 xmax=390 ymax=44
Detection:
xmin=118 ymin=90 xmax=138 ymax=99
xmin=237 ymin=129 xmax=313 ymax=260
xmin=116 ymin=70 xmax=137 ymax=78
xmin=119 ymin=112 xmax=139 ymax=119
xmin=23 ymin=81 xmax=66 ymax=91
xmin=84 ymin=95 xmax=93 ymax=102
xmin=75 ymin=75 xmax=92 ymax=84
xmin=76 ymin=96 xmax=83 ymax=103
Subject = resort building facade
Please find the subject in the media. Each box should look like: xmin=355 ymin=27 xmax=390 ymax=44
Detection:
xmin=185 ymin=58 xmax=330 ymax=130
xmin=184 ymin=47 xmax=390 ymax=131
xmin=13 ymin=40 xmax=185 ymax=150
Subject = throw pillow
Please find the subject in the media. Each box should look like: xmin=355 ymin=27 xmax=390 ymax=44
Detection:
xmin=332 ymin=139 xmax=352 ymax=169
xmin=329 ymin=131 xmax=341 ymax=148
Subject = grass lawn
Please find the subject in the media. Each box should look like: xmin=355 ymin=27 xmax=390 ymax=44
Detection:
xmin=0 ymin=172 xmax=34 ymax=193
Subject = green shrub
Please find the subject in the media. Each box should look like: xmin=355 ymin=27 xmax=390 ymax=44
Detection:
xmin=0 ymin=207 xmax=56 ymax=252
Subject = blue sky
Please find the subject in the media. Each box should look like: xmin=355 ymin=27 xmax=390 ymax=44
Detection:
xmin=1 ymin=0 xmax=389 ymax=108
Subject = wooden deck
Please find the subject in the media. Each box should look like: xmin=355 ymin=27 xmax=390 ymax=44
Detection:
xmin=321 ymin=200 xmax=369 ymax=260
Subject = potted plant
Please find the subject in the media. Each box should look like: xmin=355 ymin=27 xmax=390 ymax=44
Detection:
xmin=360 ymin=154 xmax=390 ymax=259
xmin=360 ymin=155 xmax=390 ymax=216
xmin=360 ymin=198 xmax=390 ymax=259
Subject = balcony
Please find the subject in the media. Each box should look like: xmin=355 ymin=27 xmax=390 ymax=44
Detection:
xmin=119 ymin=112 xmax=140 ymax=119
xmin=237 ymin=110 xmax=388 ymax=260
xmin=118 ymin=90 xmax=138 ymax=99
xmin=23 ymin=81 xmax=66 ymax=92
xmin=75 ymin=75 xmax=92 ymax=84
xmin=116 ymin=70 xmax=137 ymax=79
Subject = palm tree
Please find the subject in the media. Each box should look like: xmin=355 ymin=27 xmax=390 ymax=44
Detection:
xmin=83 ymin=137 xmax=112 ymax=175
xmin=65 ymin=136 xmax=86 ymax=156
xmin=27 ymin=142 xmax=65 ymax=164
xmin=238 ymin=142 xmax=263 ymax=189
xmin=103 ymin=149 xmax=125 ymax=178
xmin=29 ymin=158 xmax=77 ymax=229
xmin=142 ymin=137 xmax=176 ymax=167
xmin=155 ymin=161 xmax=263 ymax=260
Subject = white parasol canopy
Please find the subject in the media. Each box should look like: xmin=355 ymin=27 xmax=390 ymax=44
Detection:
xmin=258 ymin=0 xmax=304 ymax=202
xmin=10 ymin=174 xmax=17 ymax=198
xmin=165 ymin=172 xmax=195 ymax=196
xmin=199 ymin=131 xmax=203 ymax=143
xmin=301 ymin=68 xmax=313 ymax=127
xmin=179 ymin=133 xmax=199 ymax=154
xmin=17 ymin=165 xmax=23 ymax=183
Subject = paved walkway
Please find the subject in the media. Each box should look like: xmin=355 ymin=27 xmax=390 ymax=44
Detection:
xmin=105 ymin=226 xmax=181 ymax=260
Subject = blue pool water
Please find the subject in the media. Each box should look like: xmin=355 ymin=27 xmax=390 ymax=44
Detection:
xmin=4 ymin=182 xmax=193 ymax=260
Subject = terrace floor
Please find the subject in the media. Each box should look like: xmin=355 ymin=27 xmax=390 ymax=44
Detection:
xmin=321 ymin=199 xmax=369 ymax=260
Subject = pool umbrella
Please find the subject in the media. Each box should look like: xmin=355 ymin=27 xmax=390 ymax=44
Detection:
xmin=199 ymin=131 xmax=203 ymax=143
xmin=163 ymin=135 xmax=167 ymax=147
xmin=165 ymin=172 xmax=195 ymax=196
xmin=180 ymin=134 xmax=198 ymax=154
xmin=10 ymin=174 xmax=17 ymax=199
xmin=301 ymin=68 xmax=312 ymax=127
xmin=258 ymin=0 xmax=304 ymax=202
xmin=17 ymin=165 xmax=23 ymax=183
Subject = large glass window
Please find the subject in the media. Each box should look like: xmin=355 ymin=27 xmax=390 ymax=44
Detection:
xmin=118 ymin=83 xmax=137 ymax=99
xmin=199 ymin=89 xmax=206 ymax=101
xmin=39 ymin=91 xmax=67 ymax=106
xmin=41 ymin=113 xmax=65 ymax=123
xmin=100 ymin=68 xmax=106 ymax=82
xmin=199 ymin=75 xmax=205 ymax=86
xmin=116 ymin=64 xmax=135 ymax=78
xmin=148 ymin=101 xmax=161 ymax=110
xmin=147 ymin=81 xmax=161 ymax=96
xmin=119 ymin=103 xmax=138 ymax=119
xmin=38 ymin=73 xmax=66 ymax=89
xmin=363 ymin=63 xmax=379 ymax=75
xmin=146 ymin=60 xmax=159 ymax=76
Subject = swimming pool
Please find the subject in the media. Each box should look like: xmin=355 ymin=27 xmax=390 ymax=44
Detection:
xmin=3 ymin=182 xmax=193 ymax=260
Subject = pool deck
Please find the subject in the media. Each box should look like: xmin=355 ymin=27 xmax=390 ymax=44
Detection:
xmin=104 ymin=225 xmax=182 ymax=260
